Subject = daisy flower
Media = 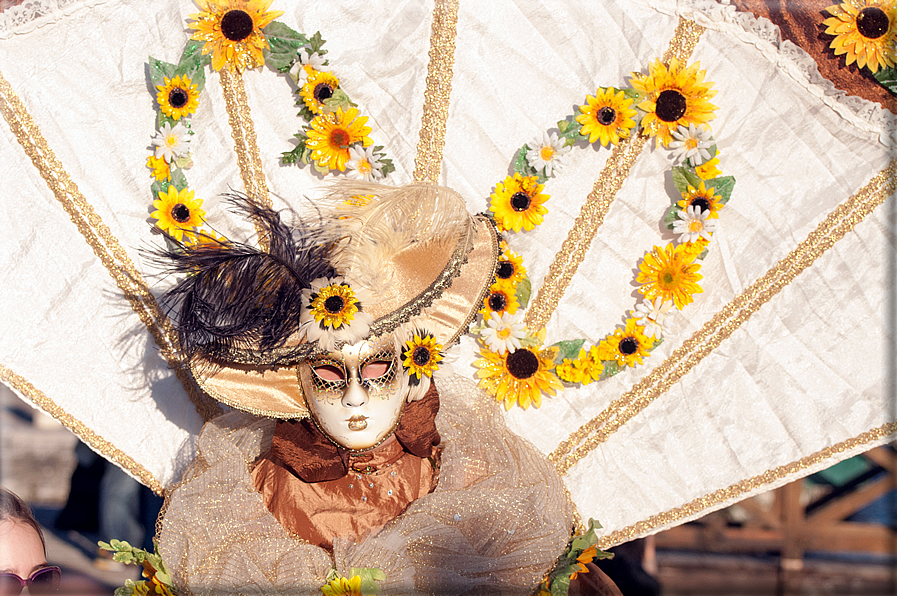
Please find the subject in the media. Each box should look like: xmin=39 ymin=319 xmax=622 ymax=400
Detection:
xmin=824 ymin=1 xmax=897 ymax=73
xmin=346 ymin=145 xmax=384 ymax=181
xmin=525 ymin=131 xmax=571 ymax=177
xmin=479 ymin=311 xmax=527 ymax=354
xmin=152 ymin=122 xmax=191 ymax=163
xmin=669 ymin=123 xmax=713 ymax=166
xmin=631 ymin=297 xmax=674 ymax=340
xmin=673 ymin=205 xmax=718 ymax=244
xmin=289 ymin=47 xmax=327 ymax=85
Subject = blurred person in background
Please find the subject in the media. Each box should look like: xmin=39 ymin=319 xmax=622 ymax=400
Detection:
xmin=0 ymin=486 xmax=60 ymax=595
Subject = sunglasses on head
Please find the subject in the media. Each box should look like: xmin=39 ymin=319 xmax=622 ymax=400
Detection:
xmin=0 ymin=566 xmax=61 ymax=595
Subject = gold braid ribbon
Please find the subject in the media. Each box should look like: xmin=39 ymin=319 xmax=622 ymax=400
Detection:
xmin=551 ymin=158 xmax=897 ymax=475
xmin=218 ymin=69 xmax=272 ymax=250
xmin=413 ymin=0 xmax=459 ymax=184
xmin=0 ymin=366 xmax=164 ymax=494
xmin=0 ymin=69 xmax=222 ymax=425
xmin=596 ymin=418 xmax=897 ymax=548
xmin=525 ymin=18 xmax=705 ymax=330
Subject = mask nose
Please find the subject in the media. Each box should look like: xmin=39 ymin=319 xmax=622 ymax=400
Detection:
xmin=341 ymin=378 xmax=368 ymax=408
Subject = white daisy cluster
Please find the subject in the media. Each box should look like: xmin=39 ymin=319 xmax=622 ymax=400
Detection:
xmin=479 ymin=311 xmax=527 ymax=354
xmin=151 ymin=121 xmax=192 ymax=165
xmin=669 ymin=123 xmax=713 ymax=167
xmin=525 ymin=131 xmax=571 ymax=177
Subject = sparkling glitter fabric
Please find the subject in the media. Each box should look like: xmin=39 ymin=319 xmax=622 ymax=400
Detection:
xmin=159 ymin=375 xmax=573 ymax=594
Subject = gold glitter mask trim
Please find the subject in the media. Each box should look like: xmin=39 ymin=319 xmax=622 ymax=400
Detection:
xmin=524 ymin=17 xmax=705 ymax=331
xmin=551 ymin=157 xmax=897 ymax=476
xmin=0 ymin=69 xmax=221 ymax=425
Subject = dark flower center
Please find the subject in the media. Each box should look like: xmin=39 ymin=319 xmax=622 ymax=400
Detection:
xmin=171 ymin=204 xmax=191 ymax=223
xmin=496 ymin=261 xmax=515 ymax=280
xmin=656 ymin=89 xmax=687 ymax=122
xmin=488 ymin=292 xmax=508 ymax=312
xmin=168 ymin=87 xmax=189 ymax=108
xmin=510 ymin=192 xmax=532 ymax=212
xmin=506 ymin=349 xmax=539 ymax=380
xmin=330 ymin=128 xmax=351 ymax=149
xmin=324 ymin=295 xmax=346 ymax=314
xmin=221 ymin=10 xmax=254 ymax=42
xmin=413 ymin=346 xmax=432 ymax=367
xmin=619 ymin=337 xmax=639 ymax=355
xmin=857 ymin=7 xmax=889 ymax=39
xmin=314 ymin=83 xmax=334 ymax=103
xmin=690 ymin=197 xmax=711 ymax=212
xmin=597 ymin=106 xmax=617 ymax=126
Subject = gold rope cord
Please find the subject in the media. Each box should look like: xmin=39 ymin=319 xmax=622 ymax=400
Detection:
xmin=218 ymin=69 xmax=272 ymax=250
xmin=524 ymin=18 xmax=705 ymax=330
xmin=596 ymin=418 xmax=897 ymax=548
xmin=0 ymin=365 xmax=164 ymax=494
xmin=0 ymin=70 xmax=222 ymax=425
xmin=412 ymin=0 xmax=459 ymax=184
xmin=551 ymin=158 xmax=897 ymax=475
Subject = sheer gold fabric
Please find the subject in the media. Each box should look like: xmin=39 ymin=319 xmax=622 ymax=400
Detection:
xmin=159 ymin=375 xmax=574 ymax=594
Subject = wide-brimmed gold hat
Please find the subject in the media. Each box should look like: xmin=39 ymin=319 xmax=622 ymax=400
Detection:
xmin=172 ymin=182 xmax=499 ymax=418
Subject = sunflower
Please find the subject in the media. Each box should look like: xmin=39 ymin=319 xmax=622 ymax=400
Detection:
xmin=494 ymin=248 xmax=527 ymax=286
xmin=474 ymin=345 xmax=563 ymax=410
xmin=299 ymin=277 xmax=374 ymax=350
xmin=146 ymin=155 xmax=170 ymax=182
xmin=489 ymin=173 xmax=550 ymax=233
xmin=695 ymin=156 xmax=722 ymax=180
xmin=596 ymin=318 xmax=654 ymax=368
xmin=480 ymin=282 xmax=520 ymax=317
xmin=570 ymin=546 xmax=599 ymax=581
xmin=305 ymin=107 xmax=373 ymax=171
xmin=183 ymin=228 xmax=228 ymax=248
xmin=824 ymin=1 xmax=897 ymax=73
xmin=299 ymin=70 xmax=340 ymax=114
xmin=630 ymin=58 xmax=717 ymax=146
xmin=155 ymin=75 xmax=199 ymax=121
xmin=321 ymin=575 xmax=363 ymax=596
xmin=151 ymin=186 xmax=205 ymax=241
xmin=576 ymin=87 xmax=637 ymax=146
xmin=636 ymin=243 xmax=703 ymax=310
xmin=188 ymin=0 xmax=283 ymax=72
xmin=402 ymin=332 xmax=444 ymax=380
xmin=677 ymin=180 xmax=724 ymax=219
xmin=555 ymin=346 xmax=604 ymax=384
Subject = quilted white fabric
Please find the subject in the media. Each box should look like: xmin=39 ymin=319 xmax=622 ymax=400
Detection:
xmin=1 ymin=0 xmax=894 ymax=541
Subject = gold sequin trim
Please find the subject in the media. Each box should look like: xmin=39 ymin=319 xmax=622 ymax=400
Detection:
xmin=0 ymin=365 xmax=163 ymax=494
xmin=218 ymin=69 xmax=272 ymax=250
xmin=412 ymin=0 xmax=459 ymax=184
xmin=524 ymin=17 xmax=705 ymax=331
xmin=0 ymin=70 xmax=222 ymax=424
xmin=552 ymin=158 xmax=897 ymax=475
xmin=596 ymin=418 xmax=897 ymax=548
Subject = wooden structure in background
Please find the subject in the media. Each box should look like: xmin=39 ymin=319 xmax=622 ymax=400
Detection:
xmin=654 ymin=445 xmax=897 ymax=593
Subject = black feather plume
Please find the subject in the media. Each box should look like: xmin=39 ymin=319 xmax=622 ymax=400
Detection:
xmin=151 ymin=194 xmax=335 ymax=359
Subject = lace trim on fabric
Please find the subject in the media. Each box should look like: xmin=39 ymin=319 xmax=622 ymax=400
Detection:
xmin=638 ymin=0 xmax=897 ymax=147
xmin=0 ymin=0 xmax=112 ymax=40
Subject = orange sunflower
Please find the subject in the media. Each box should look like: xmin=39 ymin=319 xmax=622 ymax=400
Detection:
xmin=305 ymin=107 xmax=373 ymax=171
xmin=636 ymin=243 xmax=703 ymax=310
xmin=474 ymin=345 xmax=563 ymax=410
xmin=189 ymin=0 xmax=283 ymax=72
xmin=824 ymin=1 xmax=897 ymax=73
xmin=489 ymin=173 xmax=550 ymax=233
xmin=630 ymin=58 xmax=717 ymax=146
xmin=677 ymin=180 xmax=724 ymax=219
xmin=596 ymin=318 xmax=654 ymax=368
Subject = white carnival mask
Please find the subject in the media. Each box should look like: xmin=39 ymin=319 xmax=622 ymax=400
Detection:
xmin=298 ymin=339 xmax=406 ymax=451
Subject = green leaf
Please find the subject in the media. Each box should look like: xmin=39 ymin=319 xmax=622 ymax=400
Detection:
xmin=155 ymin=111 xmax=175 ymax=131
xmin=295 ymin=102 xmax=317 ymax=122
xmin=378 ymin=157 xmax=396 ymax=177
xmin=670 ymin=166 xmax=701 ymax=195
xmin=703 ymin=174 xmax=735 ymax=204
xmin=558 ymin=115 xmax=587 ymax=146
xmin=170 ymin=167 xmax=188 ymax=191
xmin=148 ymin=57 xmax=176 ymax=88
xmin=263 ymin=21 xmax=308 ymax=72
xmin=623 ymin=87 xmax=643 ymax=101
xmin=513 ymin=145 xmax=538 ymax=178
xmin=551 ymin=339 xmax=586 ymax=363
xmin=313 ymin=160 xmax=330 ymax=175
xmin=349 ymin=567 xmax=385 ymax=595
xmin=603 ymin=360 xmax=621 ymax=378
xmin=663 ymin=205 xmax=680 ymax=230
xmin=282 ymin=132 xmax=308 ymax=165
xmin=308 ymin=31 xmax=327 ymax=55
xmin=550 ymin=573 xmax=571 ymax=596
xmin=174 ymin=40 xmax=210 ymax=93
xmin=323 ymin=88 xmax=357 ymax=112
xmin=874 ymin=65 xmax=897 ymax=95
xmin=515 ymin=276 xmax=532 ymax=309
xmin=151 ymin=180 xmax=169 ymax=198
xmin=557 ymin=119 xmax=570 ymax=133
xmin=697 ymin=247 xmax=709 ymax=260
